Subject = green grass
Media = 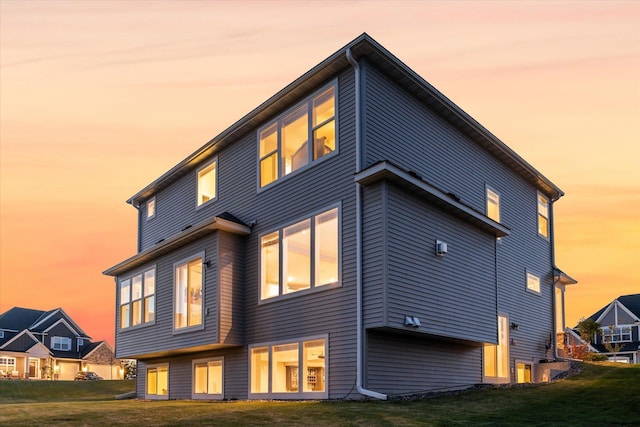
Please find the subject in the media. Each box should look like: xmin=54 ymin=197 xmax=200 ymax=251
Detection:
xmin=1 ymin=363 xmax=639 ymax=426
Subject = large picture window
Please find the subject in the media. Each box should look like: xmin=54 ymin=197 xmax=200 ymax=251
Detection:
xmin=119 ymin=267 xmax=155 ymax=329
xmin=259 ymin=84 xmax=336 ymax=188
xmin=260 ymin=207 xmax=339 ymax=300
xmin=174 ymin=255 xmax=203 ymax=330
xmin=193 ymin=358 xmax=223 ymax=399
xmin=250 ymin=337 xmax=327 ymax=399
xmin=146 ymin=364 xmax=169 ymax=399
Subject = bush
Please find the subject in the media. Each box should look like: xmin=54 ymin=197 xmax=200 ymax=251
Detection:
xmin=584 ymin=353 xmax=608 ymax=361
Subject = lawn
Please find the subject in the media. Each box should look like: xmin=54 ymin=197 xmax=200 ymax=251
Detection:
xmin=1 ymin=362 xmax=639 ymax=426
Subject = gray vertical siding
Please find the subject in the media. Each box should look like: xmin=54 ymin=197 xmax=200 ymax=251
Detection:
xmin=218 ymin=231 xmax=244 ymax=345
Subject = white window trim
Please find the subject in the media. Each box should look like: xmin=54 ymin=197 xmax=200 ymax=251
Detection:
xmin=0 ymin=331 xmax=4 ymax=338
xmin=248 ymin=335 xmax=328 ymax=400
xmin=173 ymin=252 xmax=206 ymax=334
xmin=483 ymin=313 xmax=510 ymax=384
xmin=257 ymin=80 xmax=339 ymax=192
xmin=258 ymin=204 xmax=341 ymax=304
xmin=192 ymin=357 xmax=224 ymax=400
xmin=196 ymin=158 xmax=218 ymax=209
xmin=537 ymin=191 xmax=550 ymax=240
xmin=118 ymin=265 xmax=157 ymax=330
xmin=601 ymin=325 xmax=633 ymax=343
xmin=146 ymin=197 xmax=156 ymax=220
xmin=526 ymin=270 xmax=541 ymax=295
xmin=145 ymin=363 xmax=169 ymax=400
xmin=485 ymin=185 xmax=501 ymax=223
xmin=51 ymin=336 xmax=72 ymax=351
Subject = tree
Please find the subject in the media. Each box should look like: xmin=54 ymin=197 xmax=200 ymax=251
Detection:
xmin=576 ymin=318 xmax=600 ymax=346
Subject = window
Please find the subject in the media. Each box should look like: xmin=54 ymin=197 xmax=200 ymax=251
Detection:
xmin=174 ymin=255 xmax=203 ymax=330
xmin=259 ymin=84 xmax=336 ymax=188
xmin=483 ymin=315 xmax=509 ymax=383
xmin=526 ymin=271 xmax=541 ymax=294
xmin=193 ymin=358 xmax=223 ymax=399
xmin=119 ymin=267 xmax=155 ymax=329
xmin=538 ymin=193 xmax=549 ymax=238
xmin=0 ymin=356 xmax=16 ymax=372
xmin=260 ymin=207 xmax=339 ymax=300
xmin=517 ymin=362 xmax=532 ymax=383
xmin=250 ymin=337 xmax=327 ymax=399
xmin=197 ymin=159 xmax=217 ymax=207
xmin=602 ymin=326 xmax=632 ymax=343
xmin=0 ymin=331 xmax=4 ymax=338
xmin=486 ymin=187 xmax=500 ymax=222
xmin=146 ymin=364 xmax=169 ymax=399
xmin=146 ymin=197 xmax=156 ymax=219
xmin=51 ymin=336 xmax=72 ymax=351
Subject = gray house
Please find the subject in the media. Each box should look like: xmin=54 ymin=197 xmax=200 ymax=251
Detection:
xmin=104 ymin=34 xmax=576 ymax=400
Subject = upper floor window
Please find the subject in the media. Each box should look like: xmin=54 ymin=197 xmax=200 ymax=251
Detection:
xmin=537 ymin=193 xmax=549 ymax=238
xmin=260 ymin=207 xmax=339 ymax=300
xmin=146 ymin=197 xmax=156 ymax=219
xmin=174 ymin=255 xmax=203 ymax=330
xmin=197 ymin=159 xmax=217 ymax=207
xmin=0 ymin=331 xmax=4 ymax=339
xmin=119 ymin=267 xmax=156 ymax=329
xmin=51 ymin=336 xmax=72 ymax=351
xmin=486 ymin=187 xmax=500 ymax=223
xmin=602 ymin=326 xmax=632 ymax=343
xmin=526 ymin=271 xmax=541 ymax=294
xmin=259 ymin=84 xmax=336 ymax=188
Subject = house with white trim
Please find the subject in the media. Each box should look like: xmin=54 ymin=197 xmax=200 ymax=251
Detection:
xmin=103 ymin=33 xmax=576 ymax=400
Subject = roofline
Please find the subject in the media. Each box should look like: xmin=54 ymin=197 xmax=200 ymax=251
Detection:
xmin=126 ymin=33 xmax=563 ymax=207
xmin=103 ymin=215 xmax=251 ymax=276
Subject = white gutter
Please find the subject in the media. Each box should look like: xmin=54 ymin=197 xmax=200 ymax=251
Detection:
xmin=346 ymin=47 xmax=388 ymax=400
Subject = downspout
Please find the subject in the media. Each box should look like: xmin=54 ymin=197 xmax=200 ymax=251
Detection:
xmin=347 ymin=47 xmax=388 ymax=400
xmin=549 ymin=194 xmax=561 ymax=360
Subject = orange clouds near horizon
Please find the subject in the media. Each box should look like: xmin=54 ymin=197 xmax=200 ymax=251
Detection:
xmin=1 ymin=1 xmax=639 ymax=347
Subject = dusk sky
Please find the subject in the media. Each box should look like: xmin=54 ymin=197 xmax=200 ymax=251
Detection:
xmin=1 ymin=1 xmax=638 ymax=346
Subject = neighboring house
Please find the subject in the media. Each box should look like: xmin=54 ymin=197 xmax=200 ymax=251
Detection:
xmin=0 ymin=307 xmax=122 ymax=380
xmin=103 ymin=33 xmax=576 ymax=400
xmin=567 ymin=294 xmax=640 ymax=363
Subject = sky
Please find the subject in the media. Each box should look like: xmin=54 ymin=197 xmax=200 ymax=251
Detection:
xmin=1 ymin=0 xmax=638 ymax=347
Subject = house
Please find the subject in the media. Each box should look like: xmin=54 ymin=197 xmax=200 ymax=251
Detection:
xmin=565 ymin=294 xmax=640 ymax=363
xmin=0 ymin=307 xmax=122 ymax=380
xmin=103 ymin=33 xmax=576 ymax=400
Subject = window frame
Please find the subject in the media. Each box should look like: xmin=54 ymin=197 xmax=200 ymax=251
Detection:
xmin=173 ymin=252 xmax=205 ymax=333
xmin=192 ymin=357 xmax=224 ymax=400
xmin=486 ymin=186 xmax=501 ymax=223
xmin=248 ymin=335 xmax=328 ymax=400
xmin=483 ymin=314 xmax=510 ymax=384
xmin=0 ymin=356 xmax=16 ymax=371
xmin=51 ymin=336 xmax=72 ymax=351
xmin=601 ymin=326 xmax=632 ymax=343
xmin=258 ymin=205 xmax=341 ymax=303
xmin=146 ymin=197 xmax=156 ymax=220
xmin=537 ymin=192 xmax=550 ymax=239
xmin=196 ymin=158 xmax=218 ymax=209
xmin=526 ymin=270 xmax=541 ymax=295
xmin=145 ymin=363 xmax=169 ymax=400
xmin=118 ymin=266 xmax=156 ymax=330
xmin=257 ymin=81 xmax=338 ymax=191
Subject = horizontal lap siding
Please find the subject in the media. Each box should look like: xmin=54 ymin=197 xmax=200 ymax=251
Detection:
xmin=366 ymin=330 xmax=481 ymax=395
xmin=363 ymin=62 xmax=556 ymax=377
xmin=386 ymin=184 xmax=497 ymax=343
xmin=243 ymin=70 xmax=359 ymax=398
xmin=116 ymin=234 xmax=219 ymax=358
xmin=362 ymin=183 xmax=386 ymax=327
xmin=219 ymin=232 xmax=244 ymax=345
